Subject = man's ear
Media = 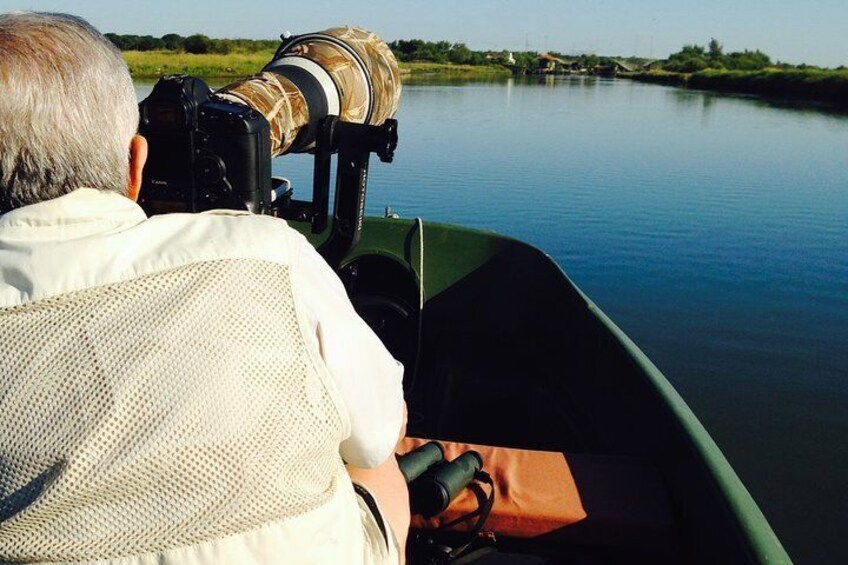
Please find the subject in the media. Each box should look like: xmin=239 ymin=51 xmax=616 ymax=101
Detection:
xmin=127 ymin=135 xmax=148 ymax=202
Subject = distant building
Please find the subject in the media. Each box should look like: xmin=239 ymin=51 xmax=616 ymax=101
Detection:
xmin=642 ymin=59 xmax=665 ymax=71
xmin=592 ymin=59 xmax=638 ymax=77
xmin=535 ymin=53 xmax=583 ymax=74
xmin=485 ymin=51 xmax=516 ymax=65
xmin=612 ymin=59 xmax=636 ymax=73
xmin=536 ymin=52 xmax=565 ymax=74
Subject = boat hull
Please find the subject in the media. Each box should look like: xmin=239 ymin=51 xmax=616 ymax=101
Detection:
xmin=297 ymin=217 xmax=791 ymax=563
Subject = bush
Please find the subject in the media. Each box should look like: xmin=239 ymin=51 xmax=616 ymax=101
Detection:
xmin=210 ymin=39 xmax=233 ymax=55
xmin=136 ymin=35 xmax=165 ymax=51
xmin=184 ymin=34 xmax=212 ymax=55
xmin=447 ymin=43 xmax=472 ymax=65
xmin=723 ymin=50 xmax=771 ymax=71
xmin=106 ymin=33 xmax=139 ymax=50
xmin=161 ymin=33 xmax=184 ymax=51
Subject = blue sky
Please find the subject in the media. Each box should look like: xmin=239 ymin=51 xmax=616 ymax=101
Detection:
xmin=4 ymin=0 xmax=847 ymax=67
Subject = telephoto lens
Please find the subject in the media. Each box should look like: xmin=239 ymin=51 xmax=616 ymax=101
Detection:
xmin=410 ymin=451 xmax=484 ymax=518
xmin=397 ymin=442 xmax=445 ymax=483
xmin=215 ymin=26 xmax=401 ymax=156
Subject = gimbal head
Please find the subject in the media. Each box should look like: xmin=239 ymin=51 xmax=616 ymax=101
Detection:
xmin=275 ymin=116 xmax=398 ymax=266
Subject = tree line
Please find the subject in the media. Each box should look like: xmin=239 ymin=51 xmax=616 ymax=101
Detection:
xmin=105 ymin=33 xmax=516 ymax=64
xmin=661 ymin=39 xmax=842 ymax=72
xmin=105 ymin=33 xmax=277 ymax=54
xmin=389 ymin=39 xmax=487 ymax=65
xmin=105 ymin=33 xmax=839 ymax=72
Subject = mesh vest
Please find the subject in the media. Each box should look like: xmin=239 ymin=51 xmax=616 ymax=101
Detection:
xmin=0 ymin=258 xmax=349 ymax=562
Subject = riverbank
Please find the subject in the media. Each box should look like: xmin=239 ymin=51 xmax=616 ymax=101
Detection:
xmin=623 ymin=69 xmax=848 ymax=107
xmin=123 ymin=50 xmax=510 ymax=79
xmin=400 ymin=62 xmax=510 ymax=78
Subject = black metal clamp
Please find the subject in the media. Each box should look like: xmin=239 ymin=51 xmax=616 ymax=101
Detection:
xmin=276 ymin=116 xmax=398 ymax=267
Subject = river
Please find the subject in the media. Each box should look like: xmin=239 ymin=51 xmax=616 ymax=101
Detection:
xmin=136 ymin=76 xmax=848 ymax=563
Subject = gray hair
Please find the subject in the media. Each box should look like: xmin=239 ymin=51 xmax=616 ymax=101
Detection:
xmin=0 ymin=12 xmax=138 ymax=212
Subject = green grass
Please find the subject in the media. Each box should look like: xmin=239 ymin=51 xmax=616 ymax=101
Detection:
xmin=123 ymin=50 xmax=277 ymax=79
xmin=123 ymin=51 xmax=511 ymax=80
xmin=621 ymin=70 xmax=691 ymax=87
xmin=623 ymin=68 xmax=848 ymax=106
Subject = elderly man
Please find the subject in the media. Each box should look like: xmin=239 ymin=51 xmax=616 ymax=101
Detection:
xmin=0 ymin=11 xmax=408 ymax=564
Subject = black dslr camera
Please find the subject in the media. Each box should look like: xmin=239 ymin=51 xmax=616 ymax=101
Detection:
xmin=139 ymin=76 xmax=273 ymax=215
xmin=137 ymin=28 xmax=401 ymax=264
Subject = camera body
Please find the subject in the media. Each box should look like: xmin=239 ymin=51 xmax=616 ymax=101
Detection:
xmin=138 ymin=75 xmax=272 ymax=215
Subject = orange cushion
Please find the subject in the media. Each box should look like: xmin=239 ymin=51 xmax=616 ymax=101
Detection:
xmin=398 ymin=438 xmax=673 ymax=552
xmin=399 ymin=437 xmax=586 ymax=537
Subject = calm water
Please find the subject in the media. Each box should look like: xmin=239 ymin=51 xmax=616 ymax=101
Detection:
xmin=136 ymin=78 xmax=848 ymax=563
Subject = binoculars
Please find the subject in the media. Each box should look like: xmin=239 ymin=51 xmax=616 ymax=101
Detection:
xmin=397 ymin=442 xmax=484 ymax=518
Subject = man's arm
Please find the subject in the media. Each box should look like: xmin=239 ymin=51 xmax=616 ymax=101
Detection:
xmin=291 ymin=232 xmax=406 ymax=468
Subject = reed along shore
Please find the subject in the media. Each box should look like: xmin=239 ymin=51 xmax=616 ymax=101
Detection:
xmin=623 ymin=69 xmax=848 ymax=107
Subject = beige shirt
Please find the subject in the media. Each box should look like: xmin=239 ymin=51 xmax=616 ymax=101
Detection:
xmin=0 ymin=188 xmax=404 ymax=468
xmin=0 ymin=188 xmax=404 ymax=564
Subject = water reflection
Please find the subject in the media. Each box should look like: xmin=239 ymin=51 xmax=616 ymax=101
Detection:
xmin=403 ymin=74 xmax=624 ymax=90
xmin=752 ymin=96 xmax=848 ymax=119
xmin=667 ymin=89 xmax=718 ymax=122
xmin=666 ymin=82 xmax=848 ymax=120
xmin=400 ymin=74 xmax=508 ymax=86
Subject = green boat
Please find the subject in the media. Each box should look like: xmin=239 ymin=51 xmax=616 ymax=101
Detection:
xmin=134 ymin=26 xmax=792 ymax=564
xmin=296 ymin=216 xmax=792 ymax=564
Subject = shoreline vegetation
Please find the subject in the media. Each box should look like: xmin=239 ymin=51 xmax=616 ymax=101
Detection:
xmin=123 ymin=51 xmax=511 ymax=81
xmin=621 ymin=69 xmax=848 ymax=107
xmin=124 ymin=50 xmax=274 ymax=79
xmin=116 ymin=33 xmax=846 ymax=106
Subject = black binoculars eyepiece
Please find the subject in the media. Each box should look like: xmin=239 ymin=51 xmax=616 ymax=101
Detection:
xmin=397 ymin=442 xmax=484 ymax=518
xmin=397 ymin=441 xmax=445 ymax=483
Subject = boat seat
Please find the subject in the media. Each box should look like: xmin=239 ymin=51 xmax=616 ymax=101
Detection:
xmin=398 ymin=438 xmax=675 ymax=555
